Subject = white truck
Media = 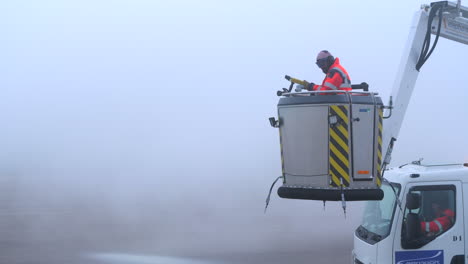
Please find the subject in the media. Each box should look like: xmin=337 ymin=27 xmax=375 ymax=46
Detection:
xmin=353 ymin=164 xmax=468 ymax=264
xmin=353 ymin=1 xmax=468 ymax=264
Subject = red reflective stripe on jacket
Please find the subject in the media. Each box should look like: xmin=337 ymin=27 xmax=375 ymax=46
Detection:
xmin=420 ymin=209 xmax=455 ymax=233
xmin=313 ymin=58 xmax=352 ymax=92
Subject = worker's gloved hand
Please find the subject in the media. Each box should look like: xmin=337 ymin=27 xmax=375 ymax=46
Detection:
xmin=294 ymin=84 xmax=305 ymax=92
xmin=305 ymin=82 xmax=315 ymax=91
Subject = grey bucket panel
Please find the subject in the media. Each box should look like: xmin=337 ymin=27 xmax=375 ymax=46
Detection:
xmin=279 ymin=105 xmax=329 ymax=177
xmin=351 ymin=105 xmax=376 ymax=179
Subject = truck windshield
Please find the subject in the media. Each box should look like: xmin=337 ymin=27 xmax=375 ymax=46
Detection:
xmin=357 ymin=182 xmax=400 ymax=243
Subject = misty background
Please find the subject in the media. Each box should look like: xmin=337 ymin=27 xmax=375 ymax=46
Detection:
xmin=1 ymin=0 xmax=467 ymax=263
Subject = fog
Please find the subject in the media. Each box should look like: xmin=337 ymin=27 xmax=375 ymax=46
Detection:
xmin=1 ymin=0 xmax=468 ymax=263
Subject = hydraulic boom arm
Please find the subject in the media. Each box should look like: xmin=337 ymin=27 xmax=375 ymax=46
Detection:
xmin=382 ymin=1 xmax=468 ymax=167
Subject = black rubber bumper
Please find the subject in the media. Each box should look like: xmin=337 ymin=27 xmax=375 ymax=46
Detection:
xmin=277 ymin=186 xmax=384 ymax=201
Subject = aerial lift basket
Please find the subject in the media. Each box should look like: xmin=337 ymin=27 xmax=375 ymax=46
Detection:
xmin=271 ymin=91 xmax=385 ymax=201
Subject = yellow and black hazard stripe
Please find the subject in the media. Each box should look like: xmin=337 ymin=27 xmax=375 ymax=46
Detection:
xmin=375 ymin=108 xmax=383 ymax=187
xmin=329 ymin=105 xmax=351 ymax=187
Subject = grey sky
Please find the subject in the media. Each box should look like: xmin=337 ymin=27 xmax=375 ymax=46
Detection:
xmin=1 ymin=0 xmax=468 ymax=263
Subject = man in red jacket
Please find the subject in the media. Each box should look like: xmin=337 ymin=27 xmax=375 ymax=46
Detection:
xmin=297 ymin=50 xmax=352 ymax=92
xmin=420 ymin=201 xmax=455 ymax=236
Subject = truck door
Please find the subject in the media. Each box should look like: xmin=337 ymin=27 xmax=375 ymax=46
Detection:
xmin=392 ymin=182 xmax=464 ymax=264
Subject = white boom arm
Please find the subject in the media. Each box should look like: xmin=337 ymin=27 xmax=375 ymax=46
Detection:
xmin=382 ymin=1 xmax=468 ymax=166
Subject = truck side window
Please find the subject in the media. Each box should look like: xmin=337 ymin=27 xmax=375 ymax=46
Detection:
xmin=401 ymin=185 xmax=456 ymax=249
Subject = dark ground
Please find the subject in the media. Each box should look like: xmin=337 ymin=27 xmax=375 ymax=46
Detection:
xmin=0 ymin=175 xmax=356 ymax=264
xmin=0 ymin=209 xmax=353 ymax=264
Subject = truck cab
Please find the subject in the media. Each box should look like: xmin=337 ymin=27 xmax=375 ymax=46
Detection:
xmin=353 ymin=164 xmax=468 ymax=264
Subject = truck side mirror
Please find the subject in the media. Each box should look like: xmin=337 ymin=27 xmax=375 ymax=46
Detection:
xmin=402 ymin=192 xmax=423 ymax=249
xmin=405 ymin=213 xmax=421 ymax=242
xmin=406 ymin=193 xmax=420 ymax=210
